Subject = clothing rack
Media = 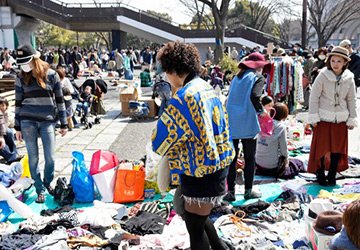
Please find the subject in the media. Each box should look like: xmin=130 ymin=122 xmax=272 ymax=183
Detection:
xmin=265 ymin=57 xmax=304 ymax=112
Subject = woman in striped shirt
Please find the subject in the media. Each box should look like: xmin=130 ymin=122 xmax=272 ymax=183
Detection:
xmin=15 ymin=44 xmax=68 ymax=203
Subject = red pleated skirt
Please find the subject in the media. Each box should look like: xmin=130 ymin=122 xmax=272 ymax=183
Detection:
xmin=307 ymin=121 xmax=348 ymax=173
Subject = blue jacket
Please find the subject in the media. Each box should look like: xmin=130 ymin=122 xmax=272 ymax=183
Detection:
xmin=330 ymin=228 xmax=359 ymax=250
xmin=226 ymin=70 xmax=260 ymax=139
xmin=152 ymin=77 xmax=234 ymax=186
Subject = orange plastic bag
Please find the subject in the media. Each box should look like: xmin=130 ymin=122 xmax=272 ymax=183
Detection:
xmin=113 ymin=169 xmax=145 ymax=203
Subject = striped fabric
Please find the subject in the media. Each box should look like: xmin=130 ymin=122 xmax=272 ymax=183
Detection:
xmin=15 ymin=69 xmax=67 ymax=131
xmin=139 ymin=201 xmax=172 ymax=220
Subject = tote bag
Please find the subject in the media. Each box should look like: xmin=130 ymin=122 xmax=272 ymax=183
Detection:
xmin=113 ymin=169 xmax=145 ymax=203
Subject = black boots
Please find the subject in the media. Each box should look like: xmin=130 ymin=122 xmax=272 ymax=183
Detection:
xmin=223 ymin=190 xmax=236 ymax=202
xmin=317 ymin=154 xmax=340 ymax=186
xmin=316 ymin=167 xmax=327 ymax=186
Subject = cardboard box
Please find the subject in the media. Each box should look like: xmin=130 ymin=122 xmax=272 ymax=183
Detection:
xmin=121 ymin=101 xmax=130 ymax=116
xmin=306 ymin=220 xmax=332 ymax=250
xmin=119 ymin=87 xmax=139 ymax=102
xmin=117 ymin=79 xmax=135 ymax=86
xmin=138 ymin=96 xmax=158 ymax=118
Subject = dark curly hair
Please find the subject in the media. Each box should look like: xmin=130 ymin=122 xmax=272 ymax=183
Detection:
xmin=157 ymin=41 xmax=201 ymax=77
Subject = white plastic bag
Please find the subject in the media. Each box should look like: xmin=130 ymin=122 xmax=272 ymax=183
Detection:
xmin=145 ymin=142 xmax=162 ymax=182
xmin=157 ymin=156 xmax=170 ymax=193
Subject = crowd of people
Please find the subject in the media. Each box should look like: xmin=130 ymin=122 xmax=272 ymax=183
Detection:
xmin=152 ymin=40 xmax=358 ymax=250
xmin=0 ymin=38 xmax=359 ymax=249
xmin=0 ymin=45 xmax=162 ymax=81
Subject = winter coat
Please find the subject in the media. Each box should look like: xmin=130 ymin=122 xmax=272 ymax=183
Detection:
xmin=308 ymin=67 xmax=357 ymax=127
xmin=349 ymin=52 xmax=360 ymax=87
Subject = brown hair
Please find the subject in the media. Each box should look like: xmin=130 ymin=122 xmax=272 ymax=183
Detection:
xmin=157 ymin=41 xmax=201 ymax=77
xmin=325 ymin=55 xmax=349 ymax=72
xmin=317 ymin=47 xmax=328 ymax=56
xmin=271 ymin=102 xmax=289 ymax=121
xmin=343 ymin=199 xmax=360 ymax=248
xmin=56 ymin=67 xmax=66 ymax=80
xmin=0 ymin=97 xmax=8 ymax=107
xmin=22 ymin=58 xmax=50 ymax=88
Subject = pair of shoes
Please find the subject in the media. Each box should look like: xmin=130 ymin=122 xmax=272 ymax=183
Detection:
xmin=7 ymin=154 xmax=24 ymax=164
xmin=244 ymin=189 xmax=262 ymax=200
xmin=223 ymin=191 xmax=236 ymax=202
xmin=45 ymin=185 xmax=54 ymax=196
xmin=35 ymin=193 xmax=46 ymax=203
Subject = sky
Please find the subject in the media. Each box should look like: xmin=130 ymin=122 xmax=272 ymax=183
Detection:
xmin=58 ymin=0 xmax=193 ymax=24
xmin=126 ymin=0 xmax=192 ymax=24
xmin=58 ymin=0 xmax=303 ymax=25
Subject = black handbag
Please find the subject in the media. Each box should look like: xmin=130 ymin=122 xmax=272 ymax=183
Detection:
xmin=54 ymin=177 xmax=75 ymax=206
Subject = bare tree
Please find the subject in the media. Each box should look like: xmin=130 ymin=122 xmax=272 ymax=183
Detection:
xmin=308 ymin=0 xmax=360 ymax=47
xmin=179 ymin=0 xmax=214 ymax=30
xmin=95 ymin=32 xmax=111 ymax=52
xmin=277 ymin=19 xmax=292 ymax=42
xmin=197 ymin=0 xmax=232 ymax=63
xmin=229 ymin=0 xmax=298 ymax=32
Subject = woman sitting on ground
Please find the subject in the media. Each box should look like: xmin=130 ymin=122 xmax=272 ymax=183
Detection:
xmin=255 ymin=102 xmax=289 ymax=177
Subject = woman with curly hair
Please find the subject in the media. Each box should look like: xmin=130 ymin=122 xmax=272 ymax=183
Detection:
xmin=152 ymin=41 xmax=234 ymax=250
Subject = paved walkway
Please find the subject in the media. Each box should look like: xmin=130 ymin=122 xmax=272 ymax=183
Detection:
xmin=16 ymin=79 xmax=360 ymax=183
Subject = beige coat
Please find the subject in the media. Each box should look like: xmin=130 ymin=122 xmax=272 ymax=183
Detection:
xmin=308 ymin=67 xmax=357 ymax=127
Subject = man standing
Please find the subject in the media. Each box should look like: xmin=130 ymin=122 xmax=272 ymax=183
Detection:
xmin=340 ymin=39 xmax=360 ymax=92
xmin=206 ymin=46 xmax=214 ymax=63
xmin=71 ymin=46 xmax=81 ymax=79
xmin=231 ymin=47 xmax=238 ymax=60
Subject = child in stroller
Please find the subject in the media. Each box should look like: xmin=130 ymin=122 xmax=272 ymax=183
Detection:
xmin=76 ymin=85 xmax=93 ymax=118
xmin=76 ymin=79 xmax=107 ymax=128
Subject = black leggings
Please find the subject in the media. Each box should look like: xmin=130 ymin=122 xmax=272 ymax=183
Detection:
xmin=184 ymin=210 xmax=227 ymax=250
xmin=227 ymin=138 xmax=257 ymax=191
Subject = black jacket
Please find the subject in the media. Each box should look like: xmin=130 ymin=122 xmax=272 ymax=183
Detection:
xmin=349 ymin=52 xmax=360 ymax=87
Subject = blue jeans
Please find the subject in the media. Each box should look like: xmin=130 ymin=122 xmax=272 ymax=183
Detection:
xmin=157 ymin=84 xmax=172 ymax=116
xmin=0 ymin=128 xmax=18 ymax=162
xmin=21 ymin=120 xmax=56 ymax=194
xmin=125 ymin=69 xmax=134 ymax=80
xmin=76 ymin=102 xmax=89 ymax=116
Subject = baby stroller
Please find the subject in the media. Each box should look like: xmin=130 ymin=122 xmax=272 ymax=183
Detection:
xmin=77 ymin=79 xmax=107 ymax=129
xmin=128 ymin=101 xmax=150 ymax=121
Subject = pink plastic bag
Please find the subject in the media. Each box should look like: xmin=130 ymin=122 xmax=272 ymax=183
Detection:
xmin=90 ymin=150 xmax=119 ymax=175
xmin=258 ymin=109 xmax=276 ymax=137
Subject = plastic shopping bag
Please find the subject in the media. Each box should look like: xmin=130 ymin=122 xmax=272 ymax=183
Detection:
xmin=70 ymin=151 xmax=94 ymax=203
xmin=20 ymin=154 xmax=31 ymax=178
xmin=90 ymin=150 xmax=119 ymax=202
xmin=90 ymin=150 xmax=119 ymax=175
xmin=258 ymin=109 xmax=275 ymax=137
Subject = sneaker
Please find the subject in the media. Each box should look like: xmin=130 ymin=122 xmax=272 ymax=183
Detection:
xmin=35 ymin=193 xmax=45 ymax=203
xmin=7 ymin=154 xmax=24 ymax=164
xmin=244 ymin=189 xmax=262 ymax=200
xmin=223 ymin=191 xmax=236 ymax=202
